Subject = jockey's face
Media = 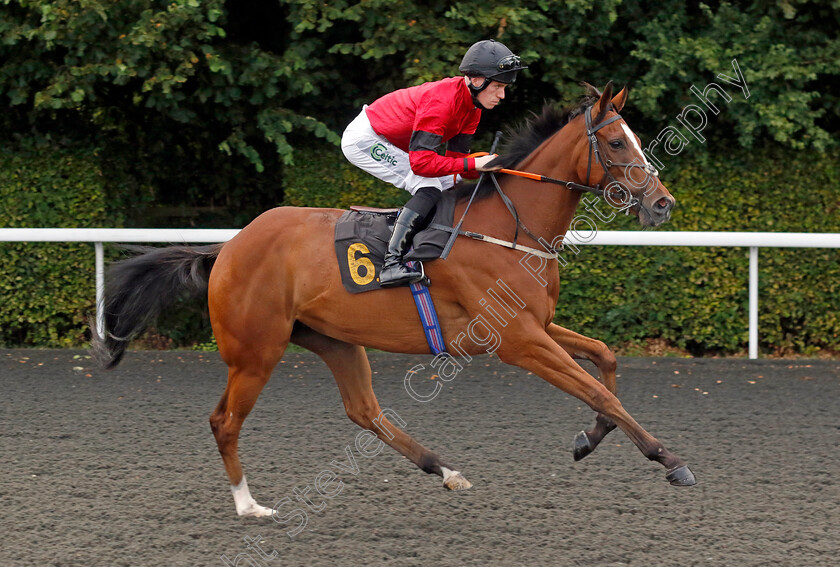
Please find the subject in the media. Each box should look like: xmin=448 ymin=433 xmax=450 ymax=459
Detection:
xmin=471 ymin=78 xmax=507 ymax=110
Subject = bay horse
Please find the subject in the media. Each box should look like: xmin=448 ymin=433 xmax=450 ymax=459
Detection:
xmin=92 ymin=82 xmax=695 ymax=518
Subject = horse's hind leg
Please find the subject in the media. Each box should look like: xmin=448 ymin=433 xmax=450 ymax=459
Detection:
xmin=209 ymin=341 xmax=288 ymax=517
xmin=547 ymin=323 xmax=617 ymax=460
xmin=290 ymin=324 xmax=471 ymax=490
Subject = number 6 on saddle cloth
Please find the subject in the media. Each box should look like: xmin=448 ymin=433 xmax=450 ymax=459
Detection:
xmin=333 ymin=194 xmax=458 ymax=294
xmin=334 ymin=197 xmax=458 ymax=355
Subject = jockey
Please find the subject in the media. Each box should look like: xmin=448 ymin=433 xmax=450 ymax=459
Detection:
xmin=341 ymin=39 xmax=527 ymax=287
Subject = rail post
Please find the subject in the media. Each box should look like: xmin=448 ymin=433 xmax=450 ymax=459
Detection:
xmin=749 ymin=246 xmax=758 ymax=359
xmin=95 ymin=242 xmax=105 ymax=339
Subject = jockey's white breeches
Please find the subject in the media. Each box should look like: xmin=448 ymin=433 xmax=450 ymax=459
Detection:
xmin=341 ymin=107 xmax=457 ymax=195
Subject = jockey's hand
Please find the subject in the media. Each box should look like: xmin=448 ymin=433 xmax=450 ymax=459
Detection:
xmin=474 ymin=153 xmax=502 ymax=172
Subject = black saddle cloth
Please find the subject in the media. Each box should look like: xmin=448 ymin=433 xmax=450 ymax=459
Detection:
xmin=334 ymin=191 xmax=457 ymax=294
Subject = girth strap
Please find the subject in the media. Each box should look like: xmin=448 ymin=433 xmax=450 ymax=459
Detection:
xmin=406 ymin=261 xmax=448 ymax=355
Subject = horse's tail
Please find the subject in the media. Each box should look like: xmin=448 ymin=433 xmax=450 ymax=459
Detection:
xmin=90 ymin=244 xmax=224 ymax=369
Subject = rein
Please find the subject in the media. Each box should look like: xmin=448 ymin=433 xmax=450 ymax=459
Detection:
xmin=500 ymin=104 xmax=659 ymax=211
xmin=440 ymin=104 xmax=660 ymax=260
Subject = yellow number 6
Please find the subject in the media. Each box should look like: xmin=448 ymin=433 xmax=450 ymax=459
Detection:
xmin=347 ymin=242 xmax=375 ymax=285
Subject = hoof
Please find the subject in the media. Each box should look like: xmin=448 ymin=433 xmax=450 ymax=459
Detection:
xmin=232 ymin=477 xmax=273 ymax=517
xmin=573 ymin=430 xmax=594 ymax=461
xmin=237 ymin=503 xmax=273 ymax=517
xmin=442 ymin=469 xmax=472 ymax=491
xmin=666 ymin=465 xmax=697 ymax=486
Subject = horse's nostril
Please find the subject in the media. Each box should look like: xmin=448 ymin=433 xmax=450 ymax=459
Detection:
xmin=654 ymin=197 xmax=672 ymax=211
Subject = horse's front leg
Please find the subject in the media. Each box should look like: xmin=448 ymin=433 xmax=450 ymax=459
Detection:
xmin=500 ymin=328 xmax=696 ymax=486
xmin=546 ymin=323 xmax=617 ymax=461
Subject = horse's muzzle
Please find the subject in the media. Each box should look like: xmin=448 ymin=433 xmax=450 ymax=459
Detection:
xmin=641 ymin=194 xmax=675 ymax=227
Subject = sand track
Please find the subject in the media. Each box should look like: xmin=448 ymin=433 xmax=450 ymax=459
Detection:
xmin=2 ymin=349 xmax=838 ymax=566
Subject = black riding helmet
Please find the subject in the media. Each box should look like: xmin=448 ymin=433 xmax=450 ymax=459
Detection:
xmin=460 ymin=39 xmax=527 ymax=108
xmin=459 ymin=39 xmax=527 ymax=83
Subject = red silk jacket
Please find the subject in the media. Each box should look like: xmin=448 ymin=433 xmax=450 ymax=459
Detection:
xmin=365 ymin=77 xmax=482 ymax=179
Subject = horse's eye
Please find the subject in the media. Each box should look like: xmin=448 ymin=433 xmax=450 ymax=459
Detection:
xmin=609 ymin=140 xmax=624 ymax=150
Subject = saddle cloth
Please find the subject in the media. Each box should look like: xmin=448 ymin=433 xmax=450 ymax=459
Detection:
xmin=334 ymin=191 xmax=456 ymax=294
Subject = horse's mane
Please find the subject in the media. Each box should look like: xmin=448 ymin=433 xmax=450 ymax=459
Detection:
xmin=453 ymin=86 xmax=600 ymax=203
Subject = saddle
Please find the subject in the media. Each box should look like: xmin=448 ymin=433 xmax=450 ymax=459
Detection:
xmin=334 ymin=191 xmax=457 ymax=294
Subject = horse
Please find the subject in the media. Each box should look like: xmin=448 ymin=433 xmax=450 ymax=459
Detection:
xmin=92 ymin=82 xmax=695 ymax=518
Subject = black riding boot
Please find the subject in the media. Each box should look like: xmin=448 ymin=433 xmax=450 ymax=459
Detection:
xmin=379 ymin=207 xmax=427 ymax=287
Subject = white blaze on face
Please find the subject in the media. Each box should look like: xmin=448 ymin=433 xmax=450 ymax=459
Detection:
xmin=621 ymin=122 xmax=651 ymax=166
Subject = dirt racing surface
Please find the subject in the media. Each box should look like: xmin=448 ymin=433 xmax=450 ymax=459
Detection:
xmin=1 ymin=349 xmax=839 ymax=566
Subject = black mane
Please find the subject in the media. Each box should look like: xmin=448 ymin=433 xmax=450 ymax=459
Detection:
xmin=494 ymin=95 xmax=598 ymax=169
xmin=453 ymin=89 xmax=599 ymax=203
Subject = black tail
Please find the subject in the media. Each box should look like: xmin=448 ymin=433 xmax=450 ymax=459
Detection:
xmin=90 ymin=244 xmax=223 ymax=369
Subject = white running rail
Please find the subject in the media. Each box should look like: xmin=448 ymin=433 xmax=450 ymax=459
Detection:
xmin=2 ymin=228 xmax=839 ymax=359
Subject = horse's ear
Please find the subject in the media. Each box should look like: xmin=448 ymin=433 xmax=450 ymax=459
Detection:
xmin=611 ymin=85 xmax=628 ymax=112
xmin=594 ymin=81 xmax=614 ymax=124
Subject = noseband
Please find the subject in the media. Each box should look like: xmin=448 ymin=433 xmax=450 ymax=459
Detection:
xmin=583 ymin=104 xmax=660 ymax=212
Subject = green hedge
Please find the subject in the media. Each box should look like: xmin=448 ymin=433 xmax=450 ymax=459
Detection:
xmin=554 ymin=146 xmax=840 ymax=355
xmin=0 ymin=142 xmax=109 ymax=346
xmin=0 ymin=141 xmax=217 ymax=348
xmin=284 ymin=142 xmax=840 ymax=356
xmin=2 ymin=140 xmax=837 ymax=355
xmin=282 ymin=142 xmax=406 ymax=210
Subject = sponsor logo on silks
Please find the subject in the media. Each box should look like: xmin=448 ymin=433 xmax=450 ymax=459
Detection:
xmin=370 ymin=143 xmax=398 ymax=166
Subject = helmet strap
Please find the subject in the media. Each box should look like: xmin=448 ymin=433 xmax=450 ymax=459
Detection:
xmin=466 ymin=76 xmax=492 ymax=110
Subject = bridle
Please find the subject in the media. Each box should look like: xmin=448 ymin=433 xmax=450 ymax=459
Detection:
xmin=499 ymin=104 xmax=660 ymax=210
xmin=489 ymin=105 xmax=661 ymax=250
xmin=582 ymin=104 xmax=660 ymax=210
xmin=439 ymin=104 xmax=662 ymax=259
